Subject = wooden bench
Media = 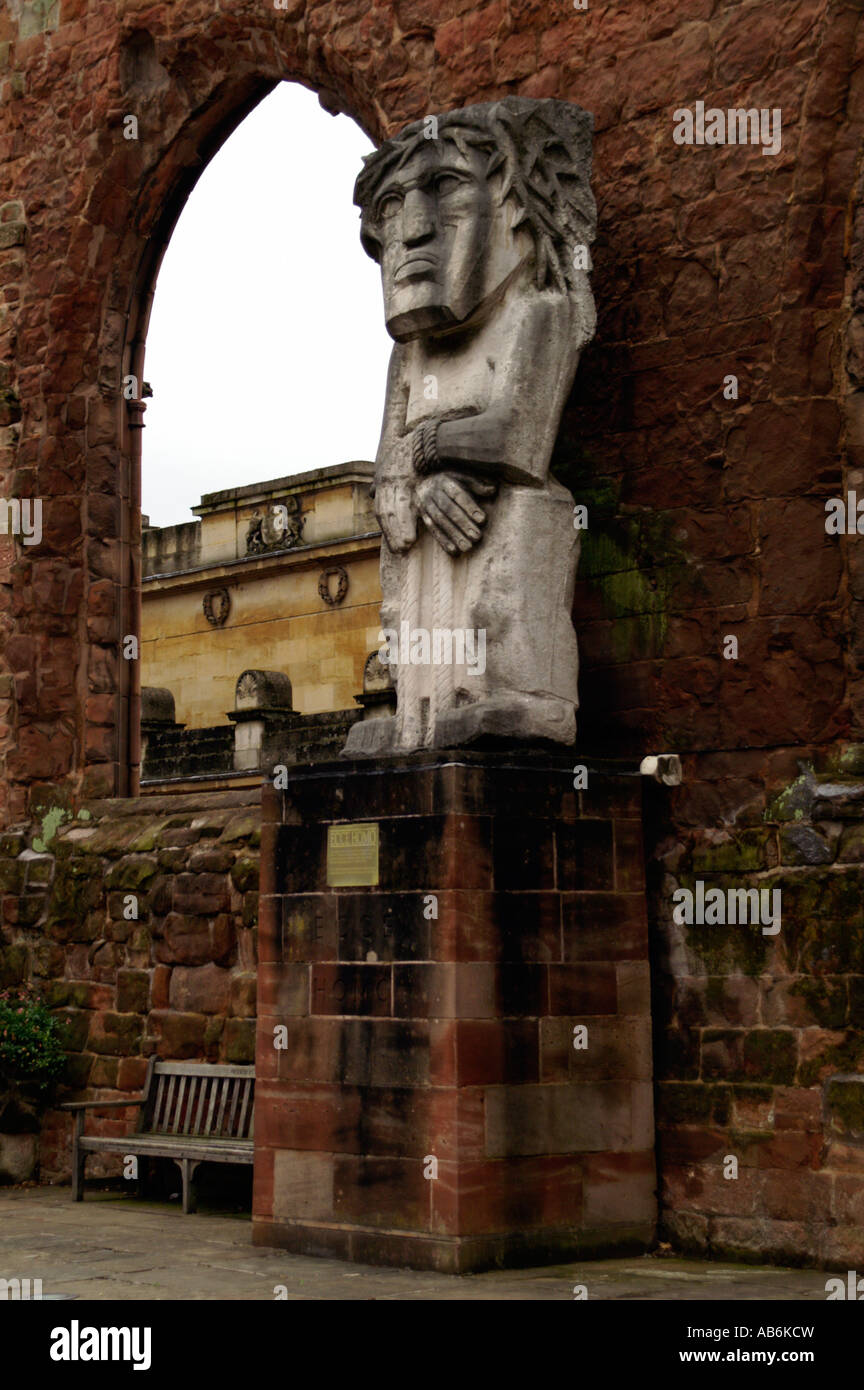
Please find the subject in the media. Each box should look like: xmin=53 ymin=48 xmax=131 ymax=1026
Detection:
xmin=62 ymin=1060 xmax=255 ymax=1214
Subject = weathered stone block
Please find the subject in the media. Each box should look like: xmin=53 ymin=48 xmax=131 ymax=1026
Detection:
xmin=87 ymin=1012 xmax=143 ymax=1057
xmin=702 ymin=1028 xmax=797 ymax=1085
xmin=168 ymin=963 xmax=231 ymax=1015
xmin=779 ymin=823 xmax=837 ymax=866
xmin=484 ymin=1082 xmax=654 ymax=1157
xmin=104 ymin=854 xmax=159 ymax=892
xmin=540 ymin=1016 xmax=653 ymax=1082
xmin=117 ymin=1057 xmax=148 ymax=1091
xmin=272 ymin=1150 xmax=335 ymax=1223
xmin=154 ymin=912 xmax=235 ymax=966
xmin=0 ymin=858 xmax=23 ymax=893
xmin=149 ymin=1010 xmax=207 ymax=1059
xmin=90 ymin=1056 xmax=118 ymax=1087
xmin=582 ymin=1151 xmax=656 ymax=1226
xmin=0 ymin=942 xmax=27 ymax=986
xmin=116 ymin=968 xmax=149 ymax=1014
xmin=230 ymin=972 xmax=257 ymax=1018
xmin=218 ymin=812 xmax=261 ymax=846
xmin=225 ymin=1017 xmax=255 ymax=1063
xmin=825 ymin=1075 xmax=864 ymax=1140
xmin=392 ymin=962 xmax=503 ymax=1019
xmin=172 ymin=872 xmax=229 ymax=916
xmin=188 ymin=847 xmax=234 ymax=874
xmin=656 ymin=1082 xmax=730 ymax=1127
xmin=62 ymin=1052 xmax=94 ymax=1089
xmin=230 ymin=855 xmax=258 ymax=893
xmin=0 ymin=222 xmax=25 ymax=250
xmin=0 ymin=1132 xmax=37 ymax=1183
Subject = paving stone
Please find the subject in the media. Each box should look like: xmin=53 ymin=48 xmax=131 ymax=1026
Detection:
xmin=0 ymin=1189 xmax=832 ymax=1301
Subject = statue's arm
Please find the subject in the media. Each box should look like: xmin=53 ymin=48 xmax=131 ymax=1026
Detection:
xmin=435 ymin=292 xmax=587 ymax=487
xmin=373 ymin=345 xmax=417 ymax=554
xmin=374 ymin=345 xmax=496 ymax=556
xmin=375 ymin=345 xmax=411 ymax=481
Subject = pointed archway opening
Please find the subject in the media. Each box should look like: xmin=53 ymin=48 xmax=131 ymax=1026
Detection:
xmin=115 ymin=76 xmax=392 ymax=795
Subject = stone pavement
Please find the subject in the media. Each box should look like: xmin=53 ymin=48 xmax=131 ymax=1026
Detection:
xmin=0 ymin=1187 xmax=832 ymax=1301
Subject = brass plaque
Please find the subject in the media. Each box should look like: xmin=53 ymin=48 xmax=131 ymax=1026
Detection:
xmin=326 ymin=822 xmax=379 ymax=887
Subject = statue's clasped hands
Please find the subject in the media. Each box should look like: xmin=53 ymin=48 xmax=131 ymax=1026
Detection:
xmin=375 ymin=471 xmax=497 ymax=556
xmin=414 ymin=472 xmax=497 ymax=554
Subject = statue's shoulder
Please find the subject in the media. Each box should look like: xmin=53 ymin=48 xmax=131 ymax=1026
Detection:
xmin=498 ymin=280 xmax=588 ymax=343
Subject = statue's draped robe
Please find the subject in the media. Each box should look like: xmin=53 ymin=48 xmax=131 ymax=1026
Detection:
xmin=380 ymin=279 xmax=586 ymax=750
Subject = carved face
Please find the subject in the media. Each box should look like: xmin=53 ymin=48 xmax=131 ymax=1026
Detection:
xmin=368 ymin=141 xmax=524 ymax=342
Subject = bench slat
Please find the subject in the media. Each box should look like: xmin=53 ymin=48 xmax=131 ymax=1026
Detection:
xmin=173 ymin=1076 xmax=187 ymax=1134
xmin=162 ymin=1075 xmax=177 ymax=1133
xmin=153 ymin=1062 xmax=255 ymax=1080
xmin=193 ymin=1077 xmax=209 ymax=1136
xmin=182 ymin=1076 xmax=197 ymax=1135
xmin=238 ymin=1079 xmax=252 ymax=1140
xmin=214 ymin=1077 xmax=230 ymax=1136
xmin=226 ymin=1077 xmax=240 ymax=1137
xmin=153 ymin=1075 xmax=167 ymax=1130
xmin=79 ymin=1135 xmax=253 ymax=1162
xmin=204 ymin=1077 xmax=219 ymax=1134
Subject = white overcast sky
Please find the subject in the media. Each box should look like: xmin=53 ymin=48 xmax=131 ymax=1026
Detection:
xmin=142 ymin=82 xmax=392 ymax=528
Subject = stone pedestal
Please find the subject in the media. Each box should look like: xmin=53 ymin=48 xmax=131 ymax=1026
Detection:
xmin=253 ymin=752 xmax=656 ymax=1273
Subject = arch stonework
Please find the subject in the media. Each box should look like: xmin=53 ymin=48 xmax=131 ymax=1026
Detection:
xmin=0 ymin=7 xmax=384 ymax=822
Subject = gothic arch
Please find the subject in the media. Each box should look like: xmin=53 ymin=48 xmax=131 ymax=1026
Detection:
xmin=2 ymin=5 xmax=418 ymax=818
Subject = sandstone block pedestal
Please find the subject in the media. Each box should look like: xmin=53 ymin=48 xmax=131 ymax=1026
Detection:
xmin=253 ymin=752 xmax=656 ymax=1272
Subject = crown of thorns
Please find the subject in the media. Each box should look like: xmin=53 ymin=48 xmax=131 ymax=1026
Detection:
xmin=355 ymin=97 xmax=596 ymax=293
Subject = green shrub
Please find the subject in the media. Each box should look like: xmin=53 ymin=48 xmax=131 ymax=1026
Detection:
xmin=0 ymin=986 xmax=68 ymax=1092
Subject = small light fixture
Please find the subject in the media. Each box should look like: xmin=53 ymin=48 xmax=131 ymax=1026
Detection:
xmin=640 ymin=754 xmax=682 ymax=785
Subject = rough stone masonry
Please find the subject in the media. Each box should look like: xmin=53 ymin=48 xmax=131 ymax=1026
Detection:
xmin=1 ymin=0 xmax=864 ymax=1268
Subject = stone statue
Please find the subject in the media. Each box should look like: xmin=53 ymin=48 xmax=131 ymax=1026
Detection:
xmin=342 ymin=97 xmax=596 ymax=756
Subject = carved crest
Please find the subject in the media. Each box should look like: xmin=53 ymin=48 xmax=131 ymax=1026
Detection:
xmin=235 ymin=671 xmax=259 ymax=703
xmin=363 ymin=649 xmax=394 ymax=692
xmin=246 ymin=497 xmax=304 ymax=554
xmin=318 ymin=566 xmax=349 ymax=607
xmin=203 ymin=588 xmax=230 ymax=627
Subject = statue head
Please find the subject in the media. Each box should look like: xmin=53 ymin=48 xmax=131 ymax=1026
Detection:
xmin=355 ymin=97 xmax=596 ymax=342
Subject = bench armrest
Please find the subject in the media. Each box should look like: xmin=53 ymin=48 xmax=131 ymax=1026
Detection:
xmin=61 ymin=1098 xmax=144 ymax=1111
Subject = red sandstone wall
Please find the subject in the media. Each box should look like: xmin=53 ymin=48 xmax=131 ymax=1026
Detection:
xmin=0 ymin=790 xmax=260 ymax=1183
xmin=1 ymin=0 xmax=861 ymax=812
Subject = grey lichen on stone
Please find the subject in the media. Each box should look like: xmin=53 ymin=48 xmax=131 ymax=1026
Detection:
xmin=19 ymin=1 xmax=59 ymax=39
xmin=779 ymin=823 xmax=838 ymax=866
xmin=764 ymin=766 xmax=819 ymax=823
xmin=812 ymin=780 xmax=864 ymax=819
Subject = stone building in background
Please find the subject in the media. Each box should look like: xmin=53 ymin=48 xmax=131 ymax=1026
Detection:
xmin=139 ymin=462 xmax=388 ymax=785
